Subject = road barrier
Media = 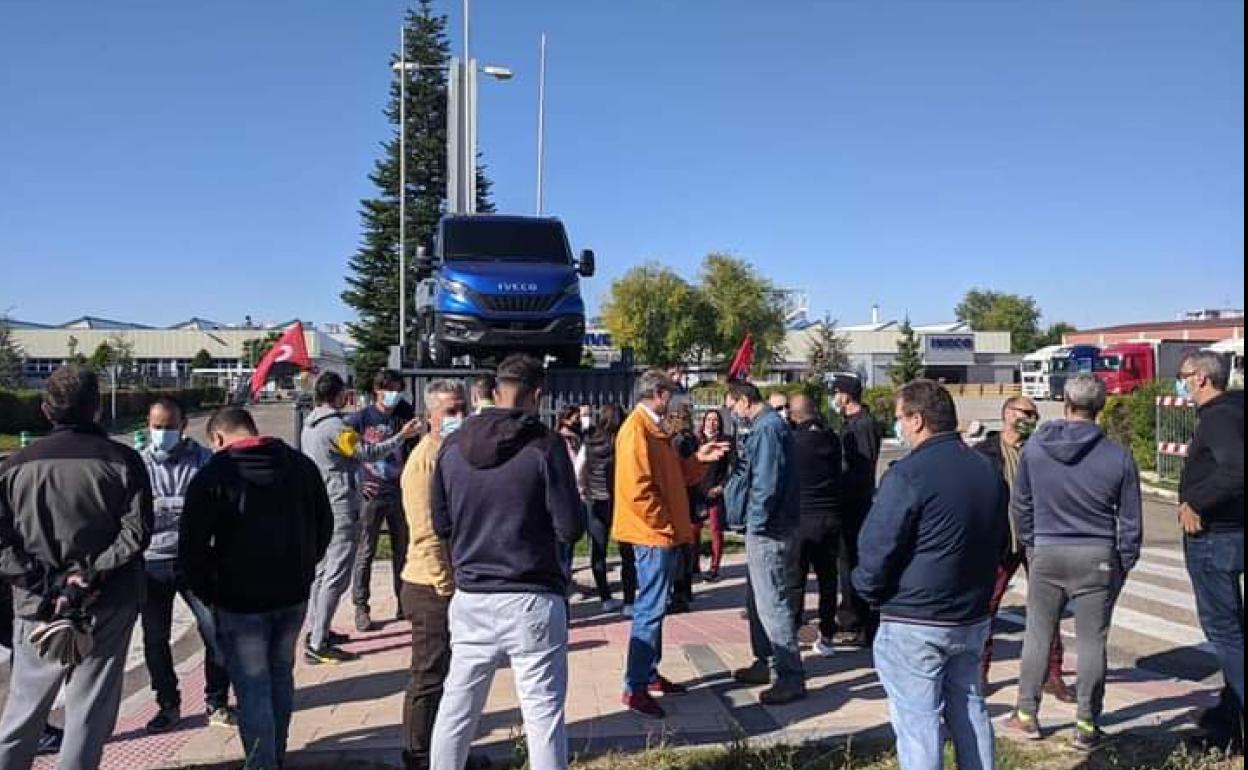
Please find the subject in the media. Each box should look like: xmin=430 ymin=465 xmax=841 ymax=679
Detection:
xmin=1156 ymin=395 xmax=1197 ymax=483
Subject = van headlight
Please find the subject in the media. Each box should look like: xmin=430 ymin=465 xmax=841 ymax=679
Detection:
xmin=438 ymin=277 xmax=470 ymax=299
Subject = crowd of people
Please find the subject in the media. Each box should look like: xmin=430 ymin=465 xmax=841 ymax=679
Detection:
xmin=0 ymin=349 xmax=1241 ymax=770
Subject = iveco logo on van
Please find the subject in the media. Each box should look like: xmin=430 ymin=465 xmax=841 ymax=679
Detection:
xmin=498 ymin=282 xmax=539 ymax=292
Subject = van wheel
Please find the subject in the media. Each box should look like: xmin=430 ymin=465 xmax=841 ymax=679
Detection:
xmin=429 ymin=340 xmax=452 ymax=368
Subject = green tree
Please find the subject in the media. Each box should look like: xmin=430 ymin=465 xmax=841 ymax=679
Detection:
xmin=698 ymin=253 xmax=787 ymax=367
xmin=954 ymin=288 xmax=1044 ymax=354
xmin=243 ymin=332 xmax=282 ymax=369
xmin=889 ymin=317 xmax=925 ymax=386
xmin=190 ymin=349 xmax=214 ymax=371
xmin=600 ymin=264 xmax=709 ymax=367
xmin=1035 ymin=321 xmax=1077 ymax=349
xmin=341 ymin=1 xmax=494 ymax=381
xmin=66 ymin=335 xmax=88 ymax=367
xmin=805 ymin=315 xmax=851 ymax=384
xmin=89 ymin=342 xmax=115 ymax=371
xmin=0 ymin=317 xmax=24 ymax=389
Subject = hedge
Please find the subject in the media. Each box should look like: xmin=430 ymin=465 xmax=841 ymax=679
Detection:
xmin=1099 ymin=380 xmax=1169 ymax=473
xmin=0 ymin=386 xmax=227 ymax=435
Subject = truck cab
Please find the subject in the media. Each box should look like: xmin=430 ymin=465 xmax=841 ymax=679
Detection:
xmin=1021 ymin=345 xmax=1062 ymax=399
xmin=1095 ymin=342 xmax=1156 ymax=395
xmin=1049 ymin=344 xmax=1100 ymax=399
xmin=415 ymin=215 xmax=595 ymax=368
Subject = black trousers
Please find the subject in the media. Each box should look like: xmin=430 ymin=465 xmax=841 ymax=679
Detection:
xmin=400 ymin=582 xmax=451 ymax=770
xmin=353 ymin=492 xmax=409 ymax=615
xmin=619 ymin=543 xmax=637 ymax=606
xmin=835 ymin=503 xmax=874 ymax=635
xmin=790 ymin=517 xmax=840 ymax=640
xmin=587 ymin=499 xmax=614 ymax=602
xmin=141 ymin=560 xmax=230 ymax=711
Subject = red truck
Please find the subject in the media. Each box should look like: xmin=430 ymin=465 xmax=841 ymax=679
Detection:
xmin=1093 ymin=339 xmax=1215 ymax=395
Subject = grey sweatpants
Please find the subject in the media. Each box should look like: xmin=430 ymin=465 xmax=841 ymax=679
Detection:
xmin=305 ymin=509 xmax=361 ymax=649
xmin=1017 ymin=544 xmax=1122 ymax=723
xmin=0 ymin=600 xmax=139 ymax=770
xmin=430 ymin=592 xmax=569 ymax=770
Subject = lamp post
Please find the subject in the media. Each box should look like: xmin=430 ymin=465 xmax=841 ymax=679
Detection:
xmin=536 ymin=33 xmax=547 ymax=215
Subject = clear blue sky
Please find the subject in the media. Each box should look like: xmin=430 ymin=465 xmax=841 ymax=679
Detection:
xmin=1 ymin=1 xmax=1242 ymax=330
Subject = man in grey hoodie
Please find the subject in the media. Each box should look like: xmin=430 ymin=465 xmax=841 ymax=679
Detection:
xmin=1004 ymin=375 xmax=1142 ymax=750
xmin=139 ymin=397 xmax=232 ymax=734
xmin=300 ymin=372 xmax=420 ymax=664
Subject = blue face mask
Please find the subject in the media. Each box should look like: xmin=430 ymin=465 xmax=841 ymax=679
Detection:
xmin=1174 ymin=378 xmax=1190 ymax=400
xmin=440 ymin=416 xmax=463 ymax=438
xmin=381 ymin=390 xmax=402 ymax=409
xmin=150 ymin=429 xmax=181 ymax=453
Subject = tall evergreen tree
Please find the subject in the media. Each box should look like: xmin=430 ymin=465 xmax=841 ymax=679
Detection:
xmin=0 ymin=318 xmax=24 ymax=389
xmin=889 ymin=317 xmax=925 ymax=386
xmin=342 ymin=2 xmax=494 ymax=380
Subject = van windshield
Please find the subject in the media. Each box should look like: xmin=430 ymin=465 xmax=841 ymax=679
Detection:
xmin=1095 ymin=356 xmax=1122 ymax=372
xmin=442 ymin=219 xmax=572 ymax=264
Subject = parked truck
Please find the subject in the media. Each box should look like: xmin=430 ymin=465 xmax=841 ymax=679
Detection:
xmin=1093 ymin=339 xmax=1214 ymax=395
xmin=1208 ymin=337 xmax=1245 ymax=390
xmin=1048 ymin=344 xmax=1101 ymax=399
xmin=1021 ymin=345 xmax=1062 ymax=399
xmin=413 ymin=214 xmax=595 ymax=368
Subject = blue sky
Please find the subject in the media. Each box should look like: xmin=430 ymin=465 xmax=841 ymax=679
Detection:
xmin=1 ymin=1 xmax=1242 ymax=330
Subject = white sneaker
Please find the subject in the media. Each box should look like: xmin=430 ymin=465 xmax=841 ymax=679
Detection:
xmin=813 ymin=636 xmax=837 ymax=658
xmin=602 ymin=598 xmax=623 ymax=613
xmin=621 ymin=604 xmax=634 ymax=618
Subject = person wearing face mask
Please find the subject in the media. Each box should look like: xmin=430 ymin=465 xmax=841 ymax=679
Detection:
xmin=853 ymin=380 xmax=1007 ymax=770
xmin=138 ymin=397 xmax=235 ymax=734
xmin=397 ymin=380 xmax=488 ymax=770
xmin=975 ymin=397 xmax=1073 ymax=702
xmin=349 ymin=370 xmax=422 ymax=633
xmin=301 ymin=372 xmax=421 ymax=665
xmin=830 ymin=375 xmax=880 ymax=647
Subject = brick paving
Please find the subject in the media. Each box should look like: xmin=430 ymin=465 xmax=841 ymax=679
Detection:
xmin=27 ymin=556 xmax=1219 ymax=769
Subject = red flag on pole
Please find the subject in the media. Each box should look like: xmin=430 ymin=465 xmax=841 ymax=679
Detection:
xmin=250 ymin=321 xmax=314 ymax=400
xmin=727 ymin=333 xmax=754 ymax=381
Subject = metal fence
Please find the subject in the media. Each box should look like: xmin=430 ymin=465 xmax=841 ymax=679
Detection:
xmin=400 ymin=367 xmax=638 ymax=426
xmin=1156 ymin=395 xmax=1198 ymax=483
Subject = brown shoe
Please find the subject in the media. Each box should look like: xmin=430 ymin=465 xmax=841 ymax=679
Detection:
xmin=1044 ymin=677 xmax=1076 ymax=704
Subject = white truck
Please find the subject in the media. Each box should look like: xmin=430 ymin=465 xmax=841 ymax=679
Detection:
xmin=1209 ymin=338 xmax=1245 ymax=390
xmin=1021 ymin=345 xmax=1062 ymax=400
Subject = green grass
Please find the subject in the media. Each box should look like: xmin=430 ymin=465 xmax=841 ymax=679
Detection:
xmin=0 ymin=434 xmax=21 ymax=452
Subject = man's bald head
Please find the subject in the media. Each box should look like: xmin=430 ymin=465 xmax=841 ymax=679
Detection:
xmin=789 ymin=393 xmax=817 ymax=424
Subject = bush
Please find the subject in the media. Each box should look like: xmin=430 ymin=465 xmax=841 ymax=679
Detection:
xmin=1100 ymin=380 xmax=1168 ymax=472
xmin=863 ymin=385 xmax=897 ymax=438
xmin=0 ymin=385 xmax=227 ymax=435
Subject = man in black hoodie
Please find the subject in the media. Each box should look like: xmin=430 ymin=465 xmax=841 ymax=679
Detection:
xmin=1176 ymin=350 xmax=1244 ymax=749
xmin=1006 ymin=375 xmax=1142 ymax=750
xmin=429 ymin=354 xmax=584 ymax=770
xmin=180 ymin=407 xmax=332 ymax=770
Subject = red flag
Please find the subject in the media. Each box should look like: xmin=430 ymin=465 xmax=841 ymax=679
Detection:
xmin=727 ymin=333 xmax=754 ymax=381
xmin=250 ymin=322 xmax=313 ymax=399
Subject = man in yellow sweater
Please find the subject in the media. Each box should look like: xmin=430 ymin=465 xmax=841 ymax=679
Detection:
xmin=398 ymin=379 xmax=484 ymax=770
xmin=613 ymin=370 xmax=728 ymax=720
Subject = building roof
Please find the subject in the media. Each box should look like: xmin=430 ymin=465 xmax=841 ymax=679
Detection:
xmin=168 ymin=317 xmax=228 ymax=331
xmin=0 ymin=318 xmax=53 ymax=329
xmin=58 ymin=316 xmax=154 ymax=330
xmin=1074 ymin=318 xmax=1244 ymax=335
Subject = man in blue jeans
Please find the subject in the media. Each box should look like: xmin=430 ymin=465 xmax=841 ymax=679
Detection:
xmin=724 ymin=381 xmax=806 ymax=705
xmin=181 ymin=408 xmax=333 ymax=770
xmin=853 ymin=380 xmax=1007 ymax=770
xmin=1176 ymin=350 xmax=1244 ymax=750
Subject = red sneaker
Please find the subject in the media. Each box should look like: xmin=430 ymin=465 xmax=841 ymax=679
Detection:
xmin=621 ymin=691 xmax=666 ymax=720
xmin=648 ymin=674 xmax=688 ymax=696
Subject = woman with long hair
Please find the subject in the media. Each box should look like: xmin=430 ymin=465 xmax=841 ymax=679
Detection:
xmin=580 ymin=403 xmax=626 ymax=612
xmin=698 ymin=408 xmax=733 ymax=582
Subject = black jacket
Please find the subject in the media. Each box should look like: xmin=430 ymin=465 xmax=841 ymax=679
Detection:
xmin=793 ymin=419 xmax=842 ymax=521
xmin=1180 ymin=390 xmax=1244 ymax=532
xmin=580 ymin=428 xmax=615 ymax=503
xmin=432 ymin=409 xmax=584 ymax=595
xmin=0 ymin=423 xmax=152 ymax=619
xmin=179 ymin=437 xmax=333 ymax=614
xmin=975 ymin=432 xmax=1022 ymax=558
xmin=841 ymin=408 xmax=880 ymax=515
xmin=852 ymin=433 xmax=1007 ymax=625
xmin=696 ymin=433 xmax=735 ymax=511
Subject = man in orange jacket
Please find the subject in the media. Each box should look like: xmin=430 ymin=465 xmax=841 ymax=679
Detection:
xmin=613 ymin=370 xmax=728 ymax=720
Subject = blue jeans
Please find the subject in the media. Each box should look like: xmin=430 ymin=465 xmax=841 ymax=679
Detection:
xmin=623 ymin=545 xmax=677 ymax=694
xmin=874 ymin=620 xmax=994 ymax=770
xmin=745 ymin=532 xmax=804 ymax=685
xmin=1186 ymin=530 xmax=1245 ymax=708
xmin=215 ymin=602 xmax=308 ymax=770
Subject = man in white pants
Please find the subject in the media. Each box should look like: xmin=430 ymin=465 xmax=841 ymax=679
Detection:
xmin=429 ymin=355 xmax=584 ymax=770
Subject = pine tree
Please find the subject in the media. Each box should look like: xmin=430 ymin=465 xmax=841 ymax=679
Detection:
xmin=805 ymin=315 xmax=851 ymax=384
xmin=341 ymin=1 xmax=494 ymax=381
xmin=0 ymin=318 xmax=24 ymax=389
xmin=889 ymin=317 xmax=925 ymax=386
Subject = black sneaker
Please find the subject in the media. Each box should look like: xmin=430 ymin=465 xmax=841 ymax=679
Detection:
xmin=732 ymin=660 xmax=771 ymax=686
xmin=304 ymin=644 xmax=360 ymax=665
xmin=1072 ymin=720 xmax=1107 ymax=751
xmin=145 ymin=705 xmax=182 ymax=734
xmin=35 ymin=725 xmax=63 ymax=756
xmin=354 ymin=607 xmax=376 ymax=633
xmin=760 ymin=680 xmax=807 ymax=706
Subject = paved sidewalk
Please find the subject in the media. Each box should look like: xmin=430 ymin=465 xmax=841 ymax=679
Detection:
xmin=31 ymin=556 xmax=1219 ymax=769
